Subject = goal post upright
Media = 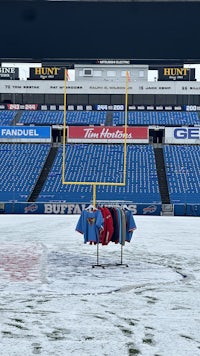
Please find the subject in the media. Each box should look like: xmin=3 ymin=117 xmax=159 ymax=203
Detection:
xmin=62 ymin=69 xmax=130 ymax=205
xmin=123 ymin=70 xmax=129 ymax=186
xmin=62 ymin=69 xmax=68 ymax=185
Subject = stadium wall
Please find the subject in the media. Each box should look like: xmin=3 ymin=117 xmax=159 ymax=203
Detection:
xmin=0 ymin=202 xmax=200 ymax=217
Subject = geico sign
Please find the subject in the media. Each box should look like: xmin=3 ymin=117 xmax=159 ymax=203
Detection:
xmin=174 ymin=128 xmax=200 ymax=139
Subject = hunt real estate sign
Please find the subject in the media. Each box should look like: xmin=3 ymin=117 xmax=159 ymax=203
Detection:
xmin=158 ymin=66 xmax=196 ymax=81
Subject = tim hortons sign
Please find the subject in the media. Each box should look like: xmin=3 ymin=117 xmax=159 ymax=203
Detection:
xmin=67 ymin=126 xmax=149 ymax=143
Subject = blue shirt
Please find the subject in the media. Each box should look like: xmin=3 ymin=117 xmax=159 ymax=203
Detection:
xmin=76 ymin=209 xmax=104 ymax=244
xmin=125 ymin=210 xmax=137 ymax=242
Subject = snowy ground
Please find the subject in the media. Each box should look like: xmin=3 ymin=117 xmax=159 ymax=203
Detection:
xmin=0 ymin=215 xmax=200 ymax=356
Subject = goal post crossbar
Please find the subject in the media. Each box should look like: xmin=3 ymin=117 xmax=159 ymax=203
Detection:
xmin=62 ymin=69 xmax=129 ymax=191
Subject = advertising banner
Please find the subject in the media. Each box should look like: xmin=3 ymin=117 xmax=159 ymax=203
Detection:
xmin=67 ymin=126 xmax=149 ymax=143
xmin=29 ymin=67 xmax=65 ymax=80
xmin=0 ymin=67 xmax=19 ymax=80
xmin=5 ymin=104 xmax=199 ymax=112
xmin=2 ymin=80 xmax=200 ymax=96
xmin=158 ymin=66 xmax=196 ymax=81
xmin=5 ymin=104 xmax=198 ymax=112
xmin=3 ymin=202 xmax=200 ymax=216
xmin=7 ymin=104 xmax=38 ymax=110
xmin=3 ymin=202 xmax=162 ymax=215
xmin=0 ymin=126 xmax=51 ymax=142
xmin=165 ymin=127 xmax=200 ymax=144
xmin=96 ymin=105 xmax=125 ymax=111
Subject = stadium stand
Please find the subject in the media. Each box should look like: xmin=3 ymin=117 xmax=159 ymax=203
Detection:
xmin=65 ymin=111 xmax=107 ymax=125
xmin=113 ymin=111 xmax=200 ymax=126
xmin=19 ymin=111 xmax=64 ymax=125
xmin=18 ymin=110 xmax=107 ymax=126
xmin=1 ymin=109 xmax=199 ymax=127
xmin=37 ymin=144 xmax=161 ymax=204
xmin=13 ymin=110 xmax=200 ymax=127
xmin=0 ymin=108 xmax=199 ymax=210
xmin=0 ymin=111 xmax=17 ymax=126
xmin=0 ymin=61 xmax=200 ymax=216
xmin=0 ymin=143 xmax=51 ymax=201
xmin=163 ymin=144 xmax=200 ymax=203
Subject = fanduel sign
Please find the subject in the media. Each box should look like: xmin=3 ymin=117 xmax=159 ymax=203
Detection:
xmin=0 ymin=126 xmax=51 ymax=142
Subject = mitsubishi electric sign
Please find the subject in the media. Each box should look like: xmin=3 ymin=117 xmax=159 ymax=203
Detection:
xmin=165 ymin=127 xmax=200 ymax=144
xmin=0 ymin=126 xmax=51 ymax=142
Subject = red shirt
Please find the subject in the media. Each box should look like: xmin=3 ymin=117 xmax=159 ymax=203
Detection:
xmin=99 ymin=207 xmax=114 ymax=245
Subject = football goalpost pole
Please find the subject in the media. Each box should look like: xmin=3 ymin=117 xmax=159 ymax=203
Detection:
xmin=62 ymin=69 xmax=129 ymax=267
xmin=62 ymin=69 xmax=129 ymax=189
xmin=62 ymin=69 xmax=67 ymax=185
xmin=124 ymin=70 xmax=129 ymax=184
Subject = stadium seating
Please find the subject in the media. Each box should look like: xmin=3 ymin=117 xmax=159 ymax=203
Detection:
xmin=163 ymin=145 xmax=200 ymax=203
xmin=19 ymin=110 xmax=107 ymax=125
xmin=0 ymin=143 xmax=50 ymax=201
xmin=0 ymin=111 xmax=17 ymax=126
xmin=1 ymin=107 xmax=199 ymax=208
xmin=37 ymin=144 xmax=161 ymax=204
xmin=65 ymin=111 xmax=107 ymax=125
xmin=19 ymin=111 xmax=64 ymax=125
xmin=113 ymin=111 xmax=200 ymax=126
xmin=2 ymin=109 xmax=199 ymax=126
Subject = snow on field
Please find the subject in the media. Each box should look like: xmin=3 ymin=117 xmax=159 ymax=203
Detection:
xmin=0 ymin=215 xmax=200 ymax=356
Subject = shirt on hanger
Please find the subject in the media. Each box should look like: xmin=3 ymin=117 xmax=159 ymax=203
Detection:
xmin=98 ymin=207 xmax=114 ymax=245
xmin=76 ymin=209 xmax=104 ymax=244
xmin=121 ymin=208 xmax=127 ymax=246
xmin=125 ymin=209 xmax=137 ymax=242
xmin=116 ymin=207 xmax=122 ymax=245
xmin=109 ymin=207 xmax=120 ymax=244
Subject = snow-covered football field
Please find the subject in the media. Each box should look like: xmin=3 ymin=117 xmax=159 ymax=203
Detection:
xmin=0 ymin=215 xmax=200 ymax=356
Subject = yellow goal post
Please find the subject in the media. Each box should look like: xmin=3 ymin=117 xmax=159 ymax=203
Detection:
xmin=62 ymin=69 xmax=130 ymax=206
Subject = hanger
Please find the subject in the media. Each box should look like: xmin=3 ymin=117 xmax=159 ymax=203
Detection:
xmin=86 ymin=204 xmax=97 ymax=212
xmin=122 ymin=204 xmax=130 ymax=210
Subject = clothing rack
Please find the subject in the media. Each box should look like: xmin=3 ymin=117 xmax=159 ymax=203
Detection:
xmin=93 ymin=202 xmax=136 ymax=268
xmin=92 ymin=243 xmax=129 ymax=269
xmin=76 ymin=189 xmax=136 ymax=268
xmin=92 ymin=202 xmax=129 ymax=268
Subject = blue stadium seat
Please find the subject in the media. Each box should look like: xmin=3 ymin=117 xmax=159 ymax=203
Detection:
xmin=19 ymin=110 xmax=107 ymax=126
xmin=0 ymin=111 xmax=17 ymax=126
xmin=19 ymin=111 xmax=64 ymax=125
xmin=163 ymin=145 xmax=200 ymax=203
xmin=113 ymin=111 xmax=200 ymax=126
xmin=0 ymin=143 xmax=50 ymax=201
xmin=37 ymin=144 xmax=161 ymax=204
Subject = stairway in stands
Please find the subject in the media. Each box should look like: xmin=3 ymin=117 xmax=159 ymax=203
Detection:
xmin=28 ymin=145 xmax=59 ymax=202
xmin=11 ymin=110 xmax=23 ymax=125
xmin=154 ymin=145 xmax=170 ymax=204
xmin=105 ymin=111 xmax=113 ymax=126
